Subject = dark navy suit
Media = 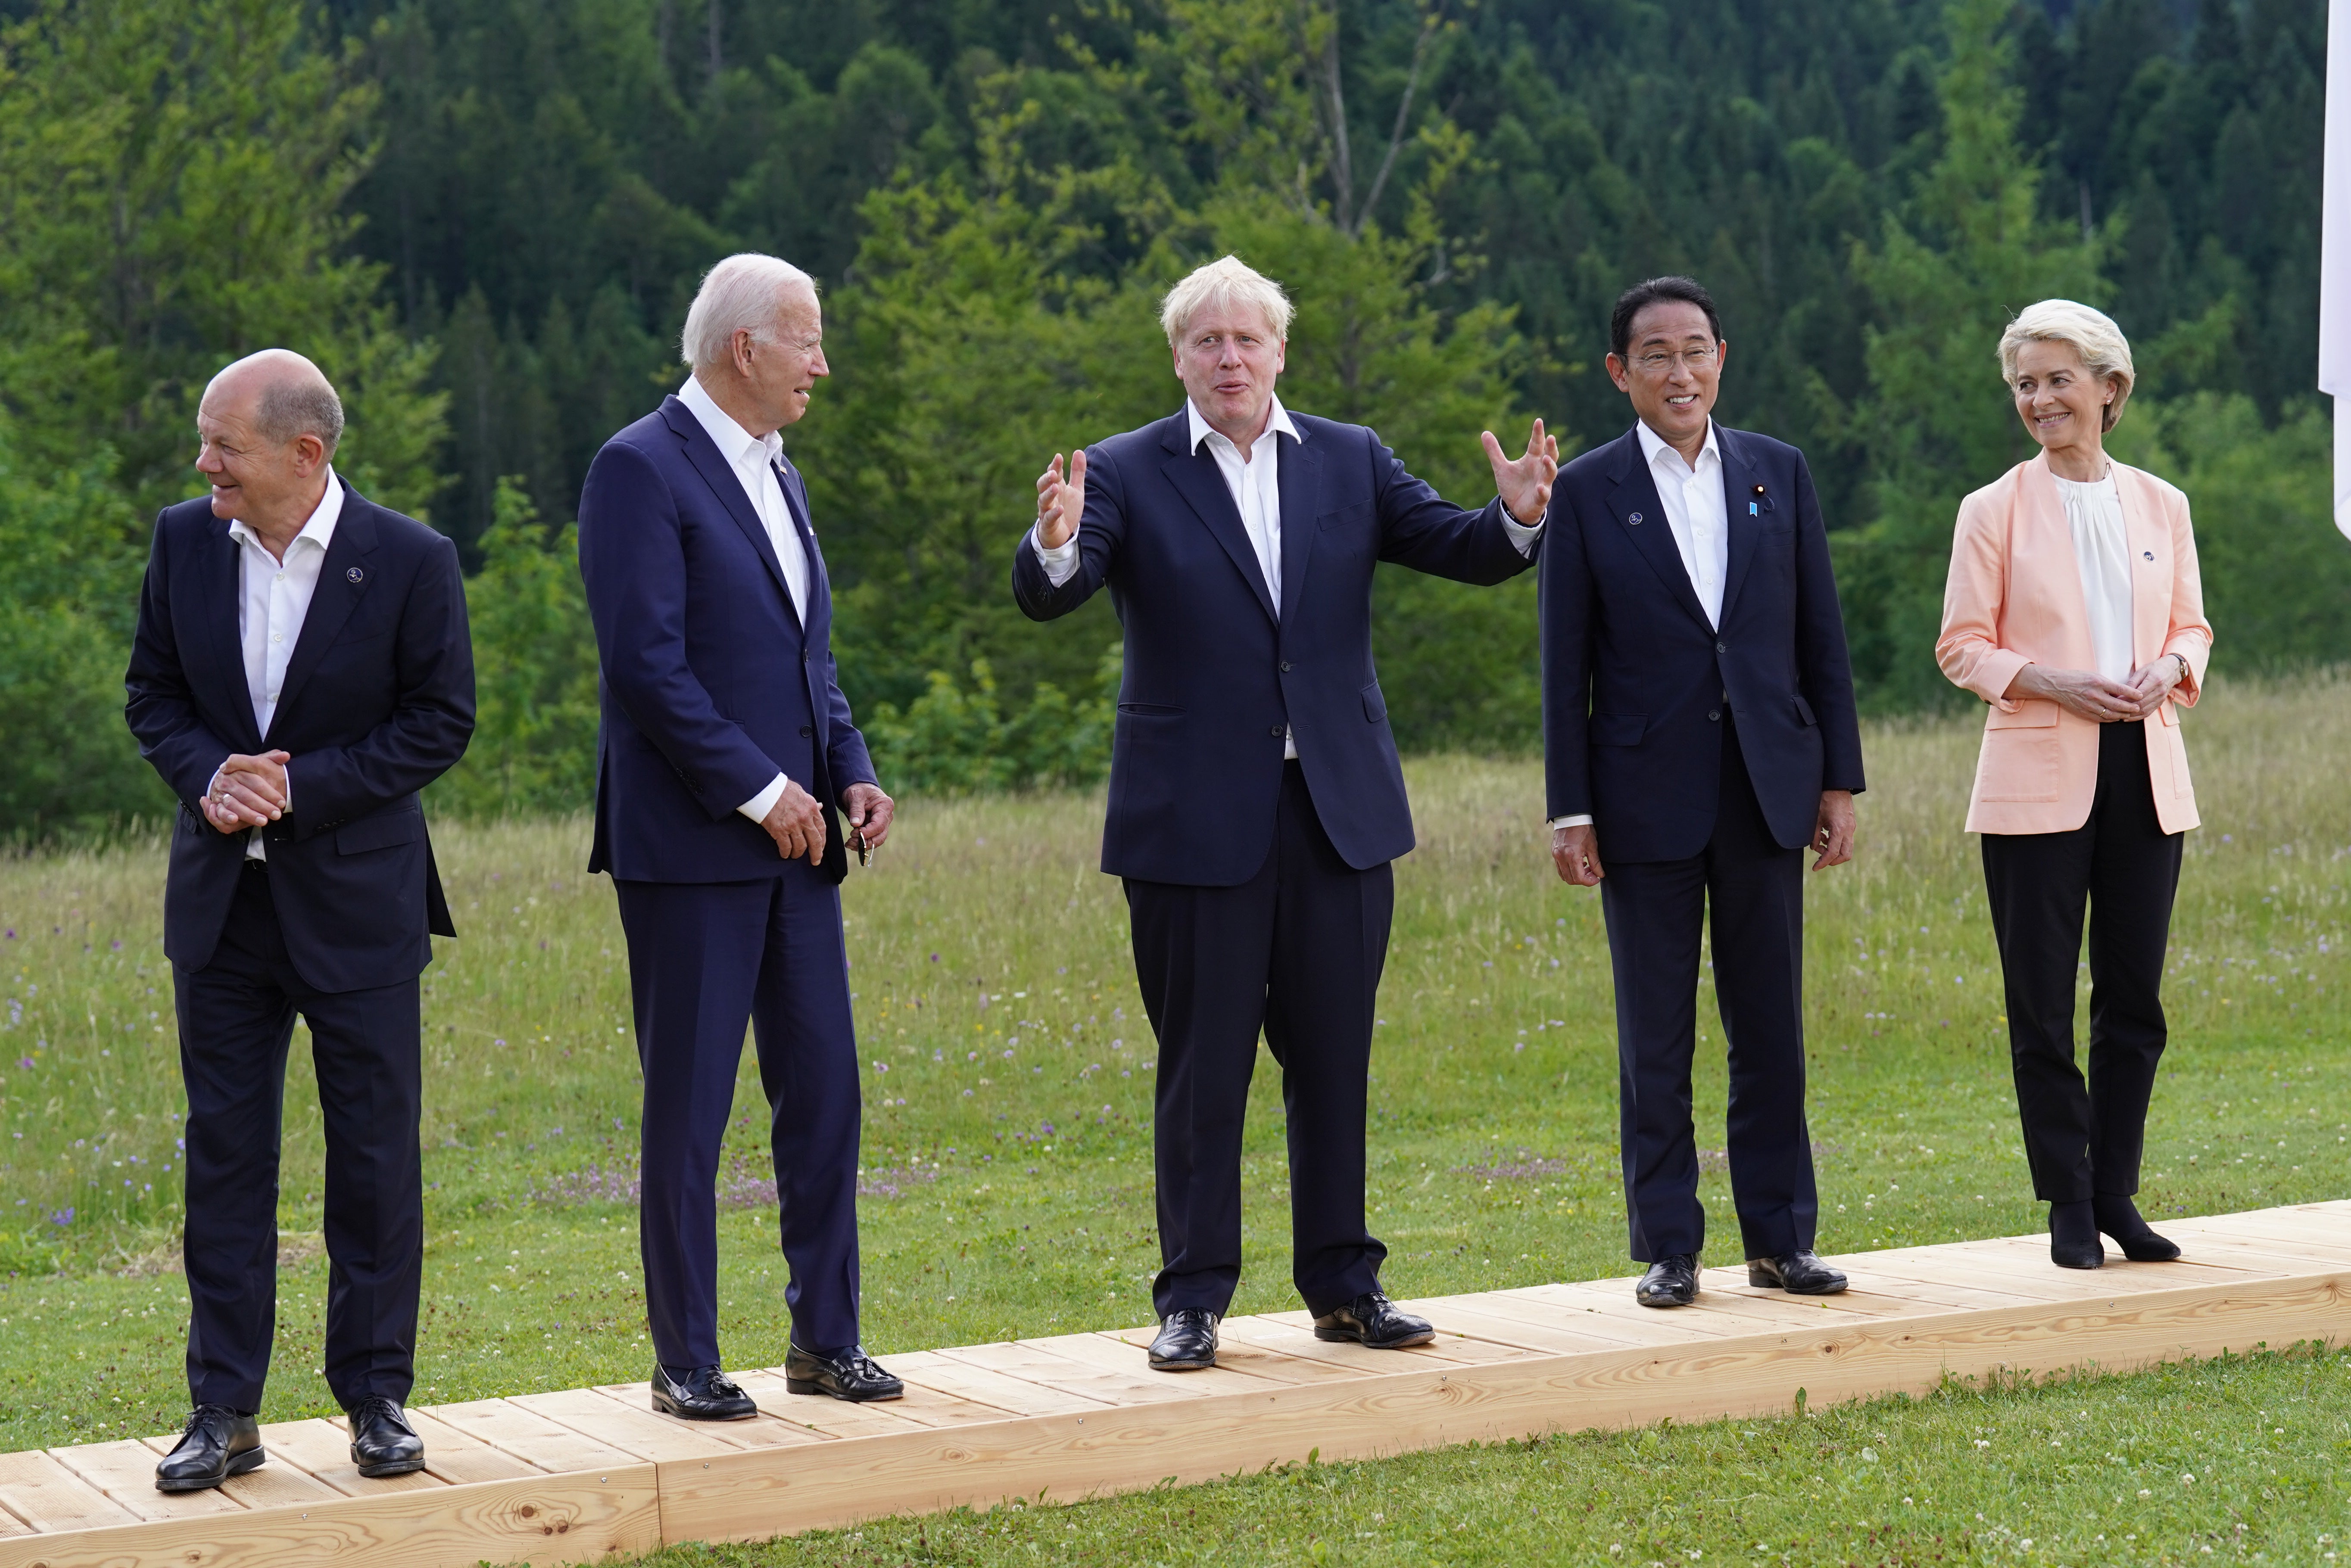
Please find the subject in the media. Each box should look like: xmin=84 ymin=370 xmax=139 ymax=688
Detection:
xmin=125 ymin=478 xmax=474 ymax=1413
xmin=1540 ymin=422 xmax=1863 ymax=1264
xmin=578 ymin=394 xmax=876 ymax=1365
xmin=1014 ymin=406 xmax=1534 ymax=1316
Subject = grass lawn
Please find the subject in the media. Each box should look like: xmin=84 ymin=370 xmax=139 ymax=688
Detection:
xmin=0 ymin=673 xmax=2346 ymax=1563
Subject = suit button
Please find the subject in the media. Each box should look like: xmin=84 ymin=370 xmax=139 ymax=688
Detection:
xmin=1269 ymin=726 xmax=1284 ymax=738
xmin=1708 ymin=709 xmax=1721 ymax=722
xmin=799 ymin=725 xmax=814 ymax=738
xmin=1716 ymin=640 xmax=1727 ymax=653
xmin=1279 ymin=661 xmax=1293 ymax=672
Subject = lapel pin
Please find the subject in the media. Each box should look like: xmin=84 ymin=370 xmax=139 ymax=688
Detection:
xmin=2142 ymin=550 xmax=2154 ymax=560
xmin=1629 ymin=511 xmax=1644 ymax=525
xmin=346 ymin=566 xmax=365 ymax=584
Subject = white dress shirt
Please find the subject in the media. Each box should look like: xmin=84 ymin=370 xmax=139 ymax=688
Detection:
xmin=1031 ymin=396 xmax=1543 ymax=763
xmin=2052 ymin=471 xmax=2135 ymax=683
xmin=675 ymin=373 xmax=813 ymax=824
xmin=215 ymin=471 xmax=344 ymax=860
xmin=1550 ymin=420 xmax=1730 ymax=833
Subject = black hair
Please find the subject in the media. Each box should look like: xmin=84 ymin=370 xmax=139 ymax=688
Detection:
xmin=1609 ymin=277 xmax=1722 ymax=361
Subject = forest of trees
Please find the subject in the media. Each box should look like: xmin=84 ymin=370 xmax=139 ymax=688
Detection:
xmin=0 ymin=0 xmax=2345 ymax=835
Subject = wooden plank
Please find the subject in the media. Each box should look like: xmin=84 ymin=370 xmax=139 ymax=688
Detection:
xmin=0 ymin=1465 xmax=661 ymax=1568
xmin=937 ymin=1338 xmax=1211 ymax=1407
xmin=335 ymin=1407 xmax=546 ymax=1486
xmin=885 ymin=1350 xmax=1111 ymax=1416
xmin=0 ymin=1506 xmax=25 ymax=1543
xmin=1096 ymin=1325 xmax=1375 ymax=1386
xmin=136 ymin=1430 xmax=346 ymax=1510
xmin=585 ymin=1384 xmax=829 ymax=1451
xmin=1828 ymin=1269 xmax=2057 ymax=1312
xmin=47 ymin=1440 xmax=241 ymax=1522
xmin=259 ymin=1417 xmax=447 ymax=1498
xmin=1214 ymin=1313 xmax=1531 ymax=1373
xmin=1020 ymin=1330 xmax=1294 ymax=1398
xmin=2187 ymin=1213 xmax=2351 ymax=1257
xmin=735 ymin=1368 xmax=1012 ymax=1436
xmin=1413 ymin=1297 xmax=1664 ymax=1356
xmin=427 ymin=1399 xmax=641 ymax=1475
xmin=508 ymin=1389 xmax=745 ymax=1463
xmin=0 ymin=1449 xmax=137 ymax=1534
xmin=1482 ymin=1284 xmax=1794 ymax=1344
xmin=1253 ymin=1307 xmax=1549 ymax=1362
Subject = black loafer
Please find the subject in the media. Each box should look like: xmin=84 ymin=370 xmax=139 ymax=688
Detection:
xmin=1313 ymin=1291 xmax=1434 ymax=1349
xmin=156 ymin=1404 xmax=263 ymax=1492
xmin=347 ymin=1396 xmax=425 ymax=1478
xmin=1147 ymin=1309 xmax=1220 ymax=1371
xmin=652 ymin=1363 xmax=759 ymax=1419
xmin=783 ymin=1344 xmax=904 ymax=1402
xmin=1636 ymin=1253 xmax=1701 ymax=1308
xmin=1747 ymin=1250 xmax=1849 ymax=1294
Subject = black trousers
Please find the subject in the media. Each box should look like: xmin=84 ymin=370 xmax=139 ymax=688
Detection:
xmin=614 ymin=871 xmax=864 ymax=1367
xmin=1125 ymin=762 xmax=1392 ymax=1319
xmin=1600 ymin=717 xmax=1816 ymax=1263
xmin=1981 ymin=720 xmax=2183 ymax=1203
xmin=173 ymin=862 xmax=422 ymax=1413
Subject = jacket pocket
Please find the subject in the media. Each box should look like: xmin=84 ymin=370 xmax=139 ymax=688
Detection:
xmin=1791 ymin=694 xmax=1818 ymax=727
xmin=1319 ymin=501 xmax=1375 ymax=532
xmin=1590 ymin=713 xmax=1647 ymax=746
xmin=1117 ymin=703 xmax=1186 ymax=717
xmin=337 ymin=807 xmax=424 ymax=856
xmin=1362 ymin=682 xmax=1387 ymax=723
xmin=1985 ymin=700 xmax=2061 ymax=730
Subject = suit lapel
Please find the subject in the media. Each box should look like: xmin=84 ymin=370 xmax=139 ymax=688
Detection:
xmin=1275 ymin=429 xmax=1320 ymax=622
xmin=1159 ymin=415 xmax=1276 ymax=624
xmin=196 ymin=518 xmax=263 ymax=751
xmin=662 ymin=395 xmax=795 ymax=609
xmin=267 ymin=484 xmax=378 ymax=740
xmin=1604 ymin=427 xmax=1713 ymax=631
xmin=1716 ymin=427 xmax=1761 ymax=624
xmin=2113 ymin=464 xmax=2167 ymax=668
xmin=778 ymin=457 xmax=819 ymax=641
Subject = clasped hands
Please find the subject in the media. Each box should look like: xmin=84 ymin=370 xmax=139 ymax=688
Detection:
xmin=758 ymin=778 xmax=895 ymax=866
xmin=2004 ymin=656 xmax=2184 ymax=723
xmin=203 ymin=751 xmax=290 ymax=834
xmin=1551 ymin=790 xmax=1857 ymax=886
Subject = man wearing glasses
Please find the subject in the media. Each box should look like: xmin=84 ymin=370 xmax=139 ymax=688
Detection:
xmin=1537 ymin=276 xmax=1866 ymax=1308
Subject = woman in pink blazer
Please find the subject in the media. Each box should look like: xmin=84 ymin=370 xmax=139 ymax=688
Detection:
xmin=1938 ymin=299 xmax=2213 ymax=1271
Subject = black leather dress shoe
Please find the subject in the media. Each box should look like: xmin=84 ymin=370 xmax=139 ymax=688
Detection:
xmin=1148 ymin=1309 xmax=1220 ymax=1370
xmin=347 ymin=1396 xmax=426 ymax=1478
xmin=1747 ymin=1250 xmax=1849 ymax=1294
xmin=1636 ymin=1253 xmax=1701 ymax=1307
xmin=783 ymin=1344 xmax=904 ymax=1402
xmin=652 ymin=1363 xmax=759 ymax=1419
xmin=1313 ymin=1291 xmax=1434 ymax=1349
xmin=156 ymin=1405 xmax=262 ymax=1492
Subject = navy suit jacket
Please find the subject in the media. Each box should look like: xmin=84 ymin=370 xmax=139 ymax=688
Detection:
xmin=1539 ymin=423 xmax=1865 ymax=863
xmin=125 ymin=479 xmax=475 ymax=993
xmin=1012 ymin=408 xmax=1535 ymax=886
xmin=577 ymin=395 xmax=876 ymax=884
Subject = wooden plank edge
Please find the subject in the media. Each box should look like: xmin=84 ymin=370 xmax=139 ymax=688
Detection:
xmin=652 ymin=1269 xmax=2351 ymax=1548
xmin=0 ymin=1464 xmax=660 ymax=1568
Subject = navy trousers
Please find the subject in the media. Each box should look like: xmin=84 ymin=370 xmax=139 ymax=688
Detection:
xmin=1600 ymin=716 xmax=1817 ymax=1264
xmin=614 ymin=870 xmax=863 ymax=1367
xmin=1124 ymin=761 xmax=1393 ymax=1320
xmin=1980 ymin=719 xmax=2183 ymax=1203
xmin=174 ymin=861 xmax=422 ymax=1413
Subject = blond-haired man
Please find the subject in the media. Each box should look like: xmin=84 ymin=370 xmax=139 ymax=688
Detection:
xmin=1016 ymin=255 xmax=1557 ymax=1370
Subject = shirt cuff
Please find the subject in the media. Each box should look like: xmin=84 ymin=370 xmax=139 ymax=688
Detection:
xmin=1503 ymin=508 xmax=1544 ymax=556
xmin=1030 ymin=523 xmax=1080 ymax=587
xmin=1547 ymin=814 xmax=1593 ymax=831
xmin=738 ymin=773 xmax=789 ymax=823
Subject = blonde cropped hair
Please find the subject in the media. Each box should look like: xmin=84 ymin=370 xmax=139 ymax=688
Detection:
xmin=1998 ymin=299 xmax=2136 ymax=432
xmin=680 ymin=253 xmax=817 ymax=370
xmin=1160 ymin=256 xmax=1294 ymax=346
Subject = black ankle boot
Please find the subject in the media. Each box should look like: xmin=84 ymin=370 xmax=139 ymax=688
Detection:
xmin=2049 ymin=1199 xmax=2104 ymax=1269
xmin=2093 ymin=1192 xmax=2181 ymax=1262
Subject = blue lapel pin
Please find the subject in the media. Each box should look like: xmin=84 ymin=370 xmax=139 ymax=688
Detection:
xmin=1749 ymin=501 xmax=1759 ymax=516
xmin=346 ymin=566 xmax=365 ymax=584
xmin=1628 ymin=511 xmax=1644 ymax=525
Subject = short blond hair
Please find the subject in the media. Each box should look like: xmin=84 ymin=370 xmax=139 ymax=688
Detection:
xmin=1160 ymin=255 xmax=1294 ymax=346
xmin=1998 ymin=299 xmax=2136 ymax=432
xmin=680 ymin=253 xmax=817 ymax=370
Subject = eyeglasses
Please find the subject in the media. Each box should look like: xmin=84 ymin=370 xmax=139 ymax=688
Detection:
xmin=1630 ymin=346 xmax=1719 ymax=374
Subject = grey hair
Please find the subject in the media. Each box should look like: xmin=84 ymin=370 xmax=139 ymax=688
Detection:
xmin=681 ymin=253 xmax=818 ymax=370
xmin=1160 ymin=255 xmax=1294 ymax=346
xmin=1999 ymin=299 xmax=2136 ymax=432
xmin=252 ymin=371 xmax=343 ymax=457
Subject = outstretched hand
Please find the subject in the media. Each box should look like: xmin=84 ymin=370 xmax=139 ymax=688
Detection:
xmin=1483 ymin=418 xmax=1559 ymax=526
xmin=1035 ymin=449 xmax=1087 ymax=550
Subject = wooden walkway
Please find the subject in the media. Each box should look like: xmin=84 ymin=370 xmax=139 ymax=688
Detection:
xmin=3 ymin=1200 xmax=2348 ymax=1567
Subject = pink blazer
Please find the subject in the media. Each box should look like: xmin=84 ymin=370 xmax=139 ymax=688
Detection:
xmin=1937 ymin=453 xmax=2213 ymax=837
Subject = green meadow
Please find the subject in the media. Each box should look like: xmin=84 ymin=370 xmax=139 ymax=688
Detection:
xmin=1 ymin=674 xmax=2347 ymax=1564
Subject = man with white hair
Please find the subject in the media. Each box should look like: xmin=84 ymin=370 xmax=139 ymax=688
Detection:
xmin=127 ymin=348 xmax=476 ymax=1488
xmin=577 ymin=253 xmax=901 ymax=1411
xmin=1016 ymin=255 xmax=1557 ymax=1371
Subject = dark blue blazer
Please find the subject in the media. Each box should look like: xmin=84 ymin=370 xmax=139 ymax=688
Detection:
xmin=1012 ymin=408 xmax=1535 ymax=886
xmin=1539 ymin=423 xmax=1865 ymax=863
xmin=577 ymin=395 xmax=875 ymax=884
xmin=125 ymin=479 xmax=476 ymax=993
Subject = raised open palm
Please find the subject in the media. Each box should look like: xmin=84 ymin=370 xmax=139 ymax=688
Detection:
xmin=1035 ymin=449 xmax=1088 ymax=548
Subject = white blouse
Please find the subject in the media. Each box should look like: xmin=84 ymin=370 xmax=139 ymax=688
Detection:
xmin=2053 ymin=471 xmax=2135 ymax=682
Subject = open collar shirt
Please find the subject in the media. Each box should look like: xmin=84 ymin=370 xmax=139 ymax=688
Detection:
xmin=217 ymin=470 xmax=344 ymax=860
